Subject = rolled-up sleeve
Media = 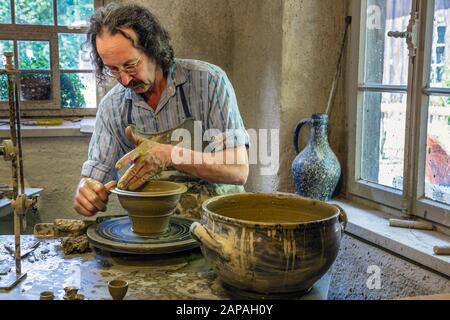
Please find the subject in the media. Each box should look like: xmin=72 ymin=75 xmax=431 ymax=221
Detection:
xmin=81 ymin=101 xmax=120 ymax=183
xmin=206 ymin=70 xmax=250 ymax=152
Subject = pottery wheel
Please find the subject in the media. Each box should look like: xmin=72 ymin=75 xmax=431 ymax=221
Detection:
xmin=87 ymin=216 xmax=199 ymax=255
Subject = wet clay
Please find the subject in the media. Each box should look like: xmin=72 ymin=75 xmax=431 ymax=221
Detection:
xmin=111 ymin=181 xmax=187 ymax=234
xmin=191 ymin=192 xmax=347 ymax=295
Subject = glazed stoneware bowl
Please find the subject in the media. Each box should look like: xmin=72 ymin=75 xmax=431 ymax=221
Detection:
xmin=111 ymin=180 xmax=187 ymax=235
xmin=190 ymin=193 xmax=347 ymax=295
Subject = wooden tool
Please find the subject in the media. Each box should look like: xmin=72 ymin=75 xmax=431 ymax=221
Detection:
xmin=389 ymin=219 xmax=434 ymax=230
xmin=433 ymin=246 xmax=450 ymax=256
xmin=325 ymin=16 xmax=352 ymax=116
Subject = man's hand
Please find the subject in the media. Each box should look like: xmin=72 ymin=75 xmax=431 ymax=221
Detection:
xmin=73 ymin=178 xmax=117 ymax=217
xmin=115 ymin=126 xmax=173 ymax=191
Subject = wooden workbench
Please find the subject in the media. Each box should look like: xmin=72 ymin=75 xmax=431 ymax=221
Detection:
xmin=0 ymin=235 xmax=331 ymax=300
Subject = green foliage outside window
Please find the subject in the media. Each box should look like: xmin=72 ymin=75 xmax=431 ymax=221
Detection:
xmin=0 ymin=1 xmax=11 ymax=24
xmin=1 ymin=46 xmax=87 ymax=107
xmin=0 ymin=0 xmax=94 ymax=108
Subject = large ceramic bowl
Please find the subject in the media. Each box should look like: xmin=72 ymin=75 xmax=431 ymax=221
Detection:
xmin=190 ymin=192 xmax=347 ymax=295
xmin=111 ymin=180 xmax=187 ymax=235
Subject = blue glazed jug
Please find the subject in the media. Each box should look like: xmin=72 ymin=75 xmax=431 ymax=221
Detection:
xmin=291 ymin=113 xmax=341 ymax=201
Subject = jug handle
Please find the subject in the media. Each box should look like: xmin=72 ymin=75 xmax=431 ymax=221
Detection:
xmin=293 ymin=119 xmax=311 ymax=154
xmin=333 ymin=204 xmax=348 ymax=238
xmin=190 ymin=222 xmax=230 ymax=261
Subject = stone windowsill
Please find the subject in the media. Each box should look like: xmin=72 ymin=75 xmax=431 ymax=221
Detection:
xmin=0 ymin=117 xmax=96 ymax=138
xmin=331 ymin=199 xmax=450 ymax=277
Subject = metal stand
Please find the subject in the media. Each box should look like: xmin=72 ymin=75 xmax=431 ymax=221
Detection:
xmin=0 ymin=52 xmax=38 ymax=291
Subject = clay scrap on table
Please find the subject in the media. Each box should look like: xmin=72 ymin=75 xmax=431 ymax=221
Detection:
xmin=54 ymin=219 xmax=87 ymax=236
xmin=34 ymin=219 xmax=92 ymax=238
xmin=61 ymin=235 xmax=90 ymax=255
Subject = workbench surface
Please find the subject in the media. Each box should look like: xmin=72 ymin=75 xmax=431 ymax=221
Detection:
xmin=0 ymin=235 xmax=331 ymax=300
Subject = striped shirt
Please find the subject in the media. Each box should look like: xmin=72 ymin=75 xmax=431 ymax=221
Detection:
xmin=81 ymin=59 xmax=250 ymax=183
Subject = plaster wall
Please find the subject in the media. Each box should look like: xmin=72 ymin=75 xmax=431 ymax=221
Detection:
xmin=118 ymin=0 xmax=234 ymax=77
xmin=279 ymin=0 xmax=348 ymax=193
xmin=229 ymin=0 xmax=283 ymax=192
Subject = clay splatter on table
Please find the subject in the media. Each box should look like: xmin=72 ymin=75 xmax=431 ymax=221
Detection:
xmin=0 ymin=235 xmax=330 ymax=300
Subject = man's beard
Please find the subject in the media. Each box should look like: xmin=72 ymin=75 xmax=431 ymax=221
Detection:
xmin=124 ymin=79 xmax=153 ymax=92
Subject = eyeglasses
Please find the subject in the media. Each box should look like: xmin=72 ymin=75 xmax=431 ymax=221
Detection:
xmin=104 ymin=56 xmax=142 ymax=78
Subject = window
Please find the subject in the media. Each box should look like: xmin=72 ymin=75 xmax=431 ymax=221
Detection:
xmin=347 ymin=0 xmax=450 ymax=226
xmin=432 ymin=25 xmax=446 ymax=82
xmin=0 ymin=0 xmax=102 ymax=117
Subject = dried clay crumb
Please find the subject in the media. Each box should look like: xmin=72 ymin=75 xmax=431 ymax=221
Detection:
xmin=61 ymin=235 xmax=90 ymax=255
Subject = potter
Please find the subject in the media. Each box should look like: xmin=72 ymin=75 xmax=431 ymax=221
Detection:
xmin=74 ymin=3 xmax=249 ymax=220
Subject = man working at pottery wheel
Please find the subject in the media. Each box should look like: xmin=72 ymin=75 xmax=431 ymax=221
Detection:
xmin=74 ymin=3 xmax=249 ymax=218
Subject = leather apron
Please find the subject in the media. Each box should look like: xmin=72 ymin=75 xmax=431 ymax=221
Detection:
xmin=124 ymin=86 xmax=245 ymax=219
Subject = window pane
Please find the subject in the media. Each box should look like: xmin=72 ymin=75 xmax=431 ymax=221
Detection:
xmin=0 ymin=0 xmax=12 ymax=24
xmin=425 ymin=96 xmax=450 ymax=205
xmin=364 ymin=0 xmax=411 ymax=86
xmin=0 ymin=40 xmax=14 ymax=68
xmin=429 ymin=1 xmax=450 ymax=88
xmin=361 ymin=92 xmax=407 ymax=190
xmin=57 ymin=0 xmax=94 ymax=27
xmin=19 ymin=73 xmax=52 ymax=101
xmin=59 ymin=33 xmax=92 ymax=70
xmin=15 ymin=0 xmax=53 ymax=25
xmin=18 ymin=41 xmax=50 ymax=70
xmin=61 ymin=73 xmax=96 ymax=108
xmin=0 ymin=40 xmax=14 ymax=101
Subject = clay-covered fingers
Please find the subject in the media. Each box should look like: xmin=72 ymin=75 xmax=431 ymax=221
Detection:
xmin=117 ymin=158 xmax=146 ymax=190
xmin=73 ymin=179 xmax=112 ymax=216
xmin=73 ymin=199 xmax=94 ymax=217
xmin=115 ymin=148 xmax=142 ymax=172
xmin=74 ymin=190 xmax=102 ymax=217
xmin=126 ymin=169 xmax=154 ymax=191
xmin=125 ymin=126 xmax=145 ymax=146
xmin=85 ymin=179 xmax=109 ymax=202
xmin=105 ymin=181 xmax=117 ymax=193
xmin=79 ymin=185 xmax=107 ymax=212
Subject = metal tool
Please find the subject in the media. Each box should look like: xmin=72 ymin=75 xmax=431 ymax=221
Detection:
xmin=0 ymin=52 xmax=39 ymax=291
xmin=4 ymin=241 xmax=41 ymax=259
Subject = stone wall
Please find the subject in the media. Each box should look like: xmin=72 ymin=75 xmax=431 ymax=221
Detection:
xmin=329 ymin=234 xmax=450 ymax=299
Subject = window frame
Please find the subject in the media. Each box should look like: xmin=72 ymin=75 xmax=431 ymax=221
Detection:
xmin=347 ymin=0 xmax=450 ymax=227
xmin=0 ymin=0 xmax=104 ymax=117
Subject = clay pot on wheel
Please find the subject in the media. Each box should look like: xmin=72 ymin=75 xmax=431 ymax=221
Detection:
xmin=190 ymin=193 xmax=347 ymax=295
xmin=111 ymin=181 xmax=187 ymax=235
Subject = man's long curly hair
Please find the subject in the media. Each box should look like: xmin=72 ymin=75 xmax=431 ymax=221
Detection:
xmin=86 ymin=3 xmax=175 ymax=84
